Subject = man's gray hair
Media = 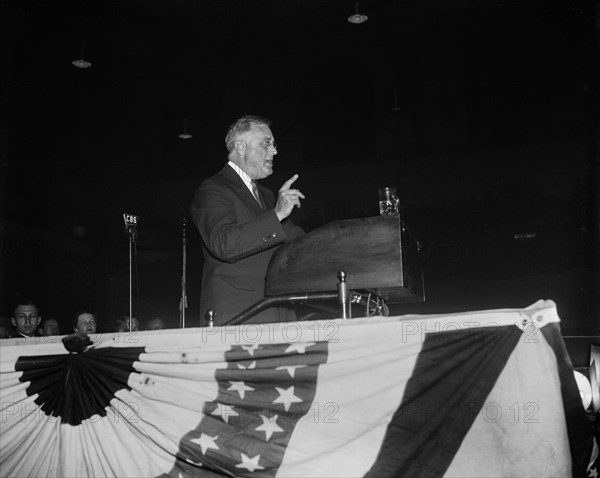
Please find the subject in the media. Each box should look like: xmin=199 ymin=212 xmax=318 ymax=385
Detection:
xmin=225 ymin=115 xmax=271 ymax=153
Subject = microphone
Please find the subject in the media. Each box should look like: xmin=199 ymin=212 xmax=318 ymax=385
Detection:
xmin=123 ymin=213 xmax=139 ymax=239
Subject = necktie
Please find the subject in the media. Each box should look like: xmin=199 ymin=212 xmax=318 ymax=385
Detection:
xmin=251 ymin=181 xmax=263 ymax=209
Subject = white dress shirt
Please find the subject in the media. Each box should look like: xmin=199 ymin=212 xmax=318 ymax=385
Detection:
xmin=228 ymin=161 xmax=262 ymax=204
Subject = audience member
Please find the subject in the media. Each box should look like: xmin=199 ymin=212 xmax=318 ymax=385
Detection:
xmin=145 ymin=316 xmax=166 ymax=330
xmin=114 ymin=315 xmax=139 ymax=332
xmin=11 ymin=300 xmax=42 ymax=338
xmin=39 ymin=318 xmax=61 ymax=336
xmin=74 ymin=311 xmax=97 ymax=336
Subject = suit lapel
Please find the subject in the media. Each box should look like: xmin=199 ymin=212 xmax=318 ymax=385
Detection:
xmin=221 ymin=164 xmax=264 ymax=215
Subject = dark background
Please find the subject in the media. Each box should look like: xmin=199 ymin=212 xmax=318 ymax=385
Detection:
xmin=0 ymin=0 xmax=598 ymax=341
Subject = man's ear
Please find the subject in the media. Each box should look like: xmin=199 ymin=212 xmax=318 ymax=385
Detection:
xmin=37 ymin=316 xmax=42 ymax=326
xmin=11 ymin=317 xmax=16 ymax=327
xmin=234 ymin=141 xmax=246 ymax=156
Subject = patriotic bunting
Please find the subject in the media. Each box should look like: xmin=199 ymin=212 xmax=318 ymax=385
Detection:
xmin=0 ymin=300 xmax=595 ymax=477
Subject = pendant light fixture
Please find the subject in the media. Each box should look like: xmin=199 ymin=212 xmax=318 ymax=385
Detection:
xmin=72 ymin=39 xmax=92 ymax=69
xmin=348 ymin=1 xmax=368 ymax=24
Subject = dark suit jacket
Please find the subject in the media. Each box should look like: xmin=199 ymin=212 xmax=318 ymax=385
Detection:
xmin=190 ymin=164 xmax=304 ymax=325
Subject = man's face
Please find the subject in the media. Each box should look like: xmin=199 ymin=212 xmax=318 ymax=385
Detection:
xmin=240 ymin=123 xmax=277 ymax=180
xmin=117 ymin=317 xmax=139 ymax=332
xmin=41 ymin=319 xmax=60 ymax=336
xmin=12 ymin=305 xmax=41 ymax=337
xmin=75 ymin=313 xmax=97 ymax=335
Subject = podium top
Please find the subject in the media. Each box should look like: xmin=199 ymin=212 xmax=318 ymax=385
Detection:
xmin=266 ymin=215 xmax=424 ymax=303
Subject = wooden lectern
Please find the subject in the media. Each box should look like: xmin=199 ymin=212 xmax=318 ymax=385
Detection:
xmin=222 ymin=215 xmax=424 ymax=325
xmin=266 ymin=215 xmax=424 ymax=303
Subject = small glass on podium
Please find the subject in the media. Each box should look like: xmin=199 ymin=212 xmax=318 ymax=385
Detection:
xmin=378 ymin=187 xmax=400 ymax=216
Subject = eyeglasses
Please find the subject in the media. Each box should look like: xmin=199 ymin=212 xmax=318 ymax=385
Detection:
xmin=263 ymin=139 xmax=277 ymax=149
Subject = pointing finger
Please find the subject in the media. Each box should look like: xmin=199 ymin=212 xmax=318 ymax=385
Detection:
xmin=280 ymin=174 xmax=299 ymax=192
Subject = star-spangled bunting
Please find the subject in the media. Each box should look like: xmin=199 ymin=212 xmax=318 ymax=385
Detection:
xmin=285 ymin=342 xmax=316 ymax=354
xmin=210 ymin=403 xmax=239 ymax=424
xmin=228 ymin=381 xmax=255 ymax=399
xmin=237 ymin=361 xmax=256 ymax=370
xmin=3 ymin=302 xmax=594 ymax=478
xmin=273 ymin=386 xmax=303 ymax=412
xmin=189 ymin=433 xmax=219 ymax=455
xmin=255 ymin=414 xmax=284 ymax=441
xmin=275 ymin=364 xmax=306 ymax=378
xmin=241 ymin=344 xmax=260 ymax=356
xmin=171 ymin=341 xmax=328 ymax=477
xmin=236 ymin=453 xmax=265 ymax=472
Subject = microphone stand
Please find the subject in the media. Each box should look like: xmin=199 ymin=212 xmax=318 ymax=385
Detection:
xmin=123 ymin=213 xmax=139 ymax=334
xmin=179 ymin=217 xmax=188 ymax=328
xmin=125 ymin=224 xmax=137 ymax=333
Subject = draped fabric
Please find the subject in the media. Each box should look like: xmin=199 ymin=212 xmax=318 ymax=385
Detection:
xmin=0 ymin=300 xmax=594 ymax=477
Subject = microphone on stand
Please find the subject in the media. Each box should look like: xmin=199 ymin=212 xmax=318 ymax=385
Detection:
xmin=123 ymin=213 xmax=139 ymax=332
xmin=123 ymin=213 xmax=139 ymax=241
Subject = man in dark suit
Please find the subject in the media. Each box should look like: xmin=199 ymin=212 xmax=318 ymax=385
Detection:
xmin=190 ymin=115 xmax=305 ymax=326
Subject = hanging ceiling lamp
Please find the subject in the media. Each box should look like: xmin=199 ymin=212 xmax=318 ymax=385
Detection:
xmin=72 ymin=39 xmax=92 ymax=69
xmin=348 ymin=1 xmax=368 ymax=24
xmin=178 ymin=118 xmax=193 ymax=140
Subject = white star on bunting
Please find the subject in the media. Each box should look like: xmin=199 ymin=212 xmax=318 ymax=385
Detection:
xmin=255 ymin=414 xmax=284 ymax=441
xmin=273 ymin=385 xmax=303 ymax=411
xmin=235 ymin=453 xmax=265 ymax=473
xmin=211 ymin=403 xmax=239 ymax=424
xmin=241 ymin=344 xmax=260 ymax=356
xmin=190 ymin=433 xmax=219 ymax=455
xmin=237 ymin=361 xmax=256 ymax=370
xmin=228 ymin=381 xmax=255 ymax=399
xmin=285 ymin=342 xmax=316 ymax=354
xmin=275 ymin=364 xmax=306 ymax=378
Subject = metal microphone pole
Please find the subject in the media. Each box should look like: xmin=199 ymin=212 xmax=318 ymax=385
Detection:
xmin=123 ymin=214 xmax=139 ymax=333
xmin=179 ymin=217 xmax=188 ymax=328
xmin=129 ymin=231 xmax=133 ymax=332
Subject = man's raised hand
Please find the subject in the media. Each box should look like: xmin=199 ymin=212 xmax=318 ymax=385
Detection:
xmin=275 ymin=174 xmax=305 ymax=221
